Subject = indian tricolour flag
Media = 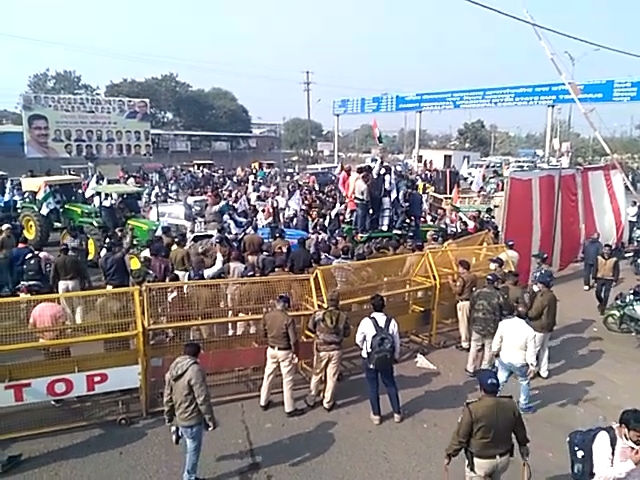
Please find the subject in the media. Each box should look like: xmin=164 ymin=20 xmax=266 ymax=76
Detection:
xmin=372 ymin=119 xmax=383 ymax=145
xmin=37 ymin=185 xmax=56 ymax=215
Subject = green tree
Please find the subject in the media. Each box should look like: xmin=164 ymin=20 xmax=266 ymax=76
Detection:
xmin=0 ymin=109 xmax=21 ymax=125
xmin=174 ymin=88 xmax=251 ymax=132
xmin=456 ymin=119 xmax=491 ymax=156
xmin=27 ymin=69 xmax=96 ymax=95
xmin=281 ymin=118 xmax=324 ymax=152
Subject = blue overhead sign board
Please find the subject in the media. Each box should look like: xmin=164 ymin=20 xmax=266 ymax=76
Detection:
xmin=332 ymin=78 xmax=640 ymax=115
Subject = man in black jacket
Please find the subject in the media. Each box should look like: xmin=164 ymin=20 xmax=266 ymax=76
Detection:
xmin=582 ymin=232 xmax=602 ymax=291
xmin=99 ymin=241 xmax=130 ymax=288
xmin=287 ymin=238 xmax=313 ymax=274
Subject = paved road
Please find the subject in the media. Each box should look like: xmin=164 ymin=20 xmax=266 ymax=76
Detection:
xmin=1 ymin=266 xmax=639 ymax=479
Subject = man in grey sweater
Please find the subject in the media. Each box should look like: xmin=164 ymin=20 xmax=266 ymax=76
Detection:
xmin=164 ymin=342 xmax=216 ymax=480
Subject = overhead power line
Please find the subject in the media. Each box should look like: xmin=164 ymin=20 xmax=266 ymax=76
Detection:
xmin=0 ymin=32 xmax=389 ymax=95
xmin=464 ymin=0 xmax=640 ymax=59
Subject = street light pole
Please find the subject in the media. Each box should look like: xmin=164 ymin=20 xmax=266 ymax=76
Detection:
xmin=564 ymin=52 xmax=576 ymax=142
xmin=564 ymin=48 xmax=600 ymax=143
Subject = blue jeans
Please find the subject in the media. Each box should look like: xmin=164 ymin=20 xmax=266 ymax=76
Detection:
xmin=496 ymin=359 xmax=532 ymax=411
xmin=180 ymin=423 xmax=204 ymax=480
xmin=362 ymin=359 xmax=401 ymax=416
xmin=355 ymin=202 xmax=369 ymax=233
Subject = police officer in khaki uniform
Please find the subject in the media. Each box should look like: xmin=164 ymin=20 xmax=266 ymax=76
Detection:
xmin=259 ymin=294 xmax=304 ymax=417
xmin=304 ymin=291 xmax=351 ymax=411
xmin=450 ymin=259 xmax=477 ymax=352
xmin=445 ymin=369 xmax=530 ymax=479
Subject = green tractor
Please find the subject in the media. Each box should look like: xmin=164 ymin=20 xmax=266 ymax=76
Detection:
xmin=60 ymin=184 xmax=159 ymax=263
xmin=18 ymin=175 xmax=86 ymax=247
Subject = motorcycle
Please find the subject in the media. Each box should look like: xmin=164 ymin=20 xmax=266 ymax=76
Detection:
xmin=603 ymin=289 xmax=640 ymax=335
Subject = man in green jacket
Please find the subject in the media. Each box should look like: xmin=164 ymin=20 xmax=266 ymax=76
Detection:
xmin=164 ymin=342 xmax=216 ymax=480
xmin=527 ymin=271 xmax=558 ymax=380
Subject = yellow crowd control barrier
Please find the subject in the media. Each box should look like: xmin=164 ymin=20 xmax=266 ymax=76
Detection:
xmin=141 ymin=276 xmax=316 ymax=412
xmin=0 ymin=237 xmax=507 ymax=440
xmin=0 ymin=288 xmax=144 ymax=439
xmin=427 ymin=243 xmax=510 ymax=345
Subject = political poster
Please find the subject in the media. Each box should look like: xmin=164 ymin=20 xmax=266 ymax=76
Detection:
xmin=21 ymin=94 xmax=153 ymax=159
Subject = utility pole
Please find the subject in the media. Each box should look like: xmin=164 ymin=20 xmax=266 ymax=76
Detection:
xmin=403 ymin=113 xmax=408 ymax=155
xmin=302 ymin=70 xmax=314 ymax=156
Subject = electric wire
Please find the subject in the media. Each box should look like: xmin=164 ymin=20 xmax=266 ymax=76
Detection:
xmin=465 ymin=0 xmax=640 ymax=59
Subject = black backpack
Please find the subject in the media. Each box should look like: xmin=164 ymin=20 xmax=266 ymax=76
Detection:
xmin=367 ymin=315 xmax=395 ymax=369
xmin=23 ymin=253 xmax=44 ymax=282
xmin=567 ymin=426 xmax=617 ymax=480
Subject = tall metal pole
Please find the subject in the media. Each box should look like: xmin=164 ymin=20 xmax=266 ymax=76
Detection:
xmin=333 ymin=115 xmax=340 ymax=166
xmin=302 ymin=70 xmax=313 ymax=156
xmin=414 ymin=111 xmax=422 ymax=164
xmin=544 ymin=105 xmax=554 ymax=162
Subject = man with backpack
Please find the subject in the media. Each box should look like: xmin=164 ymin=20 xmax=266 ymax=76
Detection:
xmin=355 ymin=293 xmax=402 ymax=425
xmin=569 ymin=408 xmax=640 ymax=479
xmin=304 ymin=291 xmax=351 ymax=412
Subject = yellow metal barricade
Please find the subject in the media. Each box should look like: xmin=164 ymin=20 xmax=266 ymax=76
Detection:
xmin=446 ymin=230 xmax=494 ymax=248
xmin=426 ymin=244 xmax=510 ymax=345
xmin=141 ymin=276 xmax=316 ymax=412
xmin=0 ymin=287 xmax=143 ymax=440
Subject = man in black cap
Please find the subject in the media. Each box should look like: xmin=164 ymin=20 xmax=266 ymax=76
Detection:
xmin=529 ymin=251 xmax=551 ymax=286
xmin=466 ymin=273 xmax=505 ymax=376
xmin=259 ymin=294 xmax=304 ymax=417
xmin=488 ymin=257 xmax=506 ymax=285
xmin=445 ymin=369 xmax=530 ymax=479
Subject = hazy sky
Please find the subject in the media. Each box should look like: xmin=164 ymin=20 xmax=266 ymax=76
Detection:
xmin=0 ymin=0 xmax=639 ymax=135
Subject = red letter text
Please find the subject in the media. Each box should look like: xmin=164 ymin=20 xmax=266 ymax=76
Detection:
xmin=46 ymin=378 xmax=74 ymax=398
xmin=85 ymin=372 xmax=108 ymax=392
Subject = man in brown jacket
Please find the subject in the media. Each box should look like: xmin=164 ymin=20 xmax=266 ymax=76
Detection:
xmin=304 ymin=291 xmax=351 ymax=411
xmin=527 ymin=271 xmax=558 ymax=380
xmin=594 ymin=243 xmax=620 ymax=315
xmin=241 ymin=231 xmax=263 ymax=267
xmin=164 ymin=342 xmax=216 ymax=480
xmin=450 ymin=259 xmax=477 ymax=352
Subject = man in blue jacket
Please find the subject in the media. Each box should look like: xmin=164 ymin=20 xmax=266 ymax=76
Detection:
xmin=582 ymin=232 xmax=603 ymax=291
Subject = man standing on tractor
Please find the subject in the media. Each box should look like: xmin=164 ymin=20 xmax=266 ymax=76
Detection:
xmin=0 ymin=224 xmax=16 ymax=293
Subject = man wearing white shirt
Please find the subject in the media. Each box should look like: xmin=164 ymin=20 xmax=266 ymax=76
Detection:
xmin=592 ymin=409 xmax=640 ymax=479
xmin=355 ymin=294 xmax=402 ymax=425
xmin=628 ymin=200 xmax=638 ymax=245
xmin=498 ymin=240 xmax=520 ymax=272
xmin=491 ymin=308 xmax=537 ymax=414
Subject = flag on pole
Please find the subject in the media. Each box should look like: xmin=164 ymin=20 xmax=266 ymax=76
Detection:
xmin=372 ymin=119 xmax=383 ymax=145
xmin=36 ymin=185 xmax=56 ymax=216
xmin=85 ymin=174 xmax=98 ymax=198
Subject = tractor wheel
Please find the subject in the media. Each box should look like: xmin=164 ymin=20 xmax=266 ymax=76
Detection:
xmin=85 ymin=227 xmax=104 ymax=266
xmin=19 ymin=211 xmax=50 ymax=246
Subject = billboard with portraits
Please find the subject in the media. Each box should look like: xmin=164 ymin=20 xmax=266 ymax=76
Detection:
xmin=21 ymin=94 xmax=153 ymax=159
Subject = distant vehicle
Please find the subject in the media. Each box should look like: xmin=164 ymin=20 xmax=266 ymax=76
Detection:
xmin=312 ymin=171 xmax=336 ymax=189
xmin=306 ymin=163 xmax=338 ymax=174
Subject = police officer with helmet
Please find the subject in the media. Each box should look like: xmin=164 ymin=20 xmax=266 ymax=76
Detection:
xmin=259 ymin=294 xmax=305 ymax=417
xmin=445 ymin=369 xmax=531 ymax=479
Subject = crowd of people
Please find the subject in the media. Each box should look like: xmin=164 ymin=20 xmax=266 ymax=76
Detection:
xmin=4 ymin=160 xmax=638 ymax=479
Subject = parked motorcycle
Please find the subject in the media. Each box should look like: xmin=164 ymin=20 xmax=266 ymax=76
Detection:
xmin=603 ymin=289 xmax=640 ymax=335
